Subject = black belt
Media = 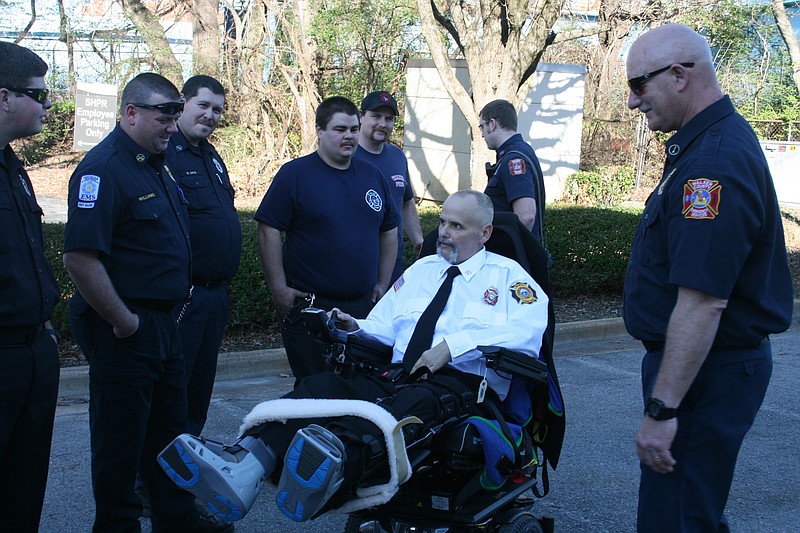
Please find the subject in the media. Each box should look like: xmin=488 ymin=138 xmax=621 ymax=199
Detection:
xmin=193 ymin=279 xmax=226 ymax=289
xmin=0 ymin=323 xmax=44 ymax=345
xmin=289 ymin=283 xmax=368 ymax=303
xmin=125 ymin=299 xmax=178 ymax=312
xmin=642 ymin=338 xmax=767 ymax=353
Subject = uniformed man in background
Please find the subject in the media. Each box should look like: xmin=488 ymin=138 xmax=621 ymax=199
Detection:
xmin=0 ymin=41 xmax=60 ymax=533
xmin=168 ymin=75 xmax=242 ymax=436
xmin=63 ymin=72 xmax=233 ymax=532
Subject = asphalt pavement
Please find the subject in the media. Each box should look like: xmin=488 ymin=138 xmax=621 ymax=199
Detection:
xmin=42 ymin=310 xmax=800 ymax=533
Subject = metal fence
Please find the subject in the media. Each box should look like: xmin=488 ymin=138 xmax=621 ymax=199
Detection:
xmin=749 ymin=120 xmax=800 ymax=142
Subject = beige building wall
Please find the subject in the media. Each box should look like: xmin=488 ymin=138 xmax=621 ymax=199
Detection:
xmin=403 ymin=59 xmax=585 ymax=203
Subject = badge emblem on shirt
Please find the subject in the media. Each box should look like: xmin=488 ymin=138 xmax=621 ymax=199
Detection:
xmin=136 ymin=154 xmax=146 ymax=163
xmin=682 ymin=178 xmax=721 ymax=219
xmin=213 ymin=158 xmax=224 ymax=174
xmin=365 ymin=189 xmax=382 ymax=211
xmin=484 ymin=287 xmax=498 ymax=306
xmin=79 ymin=175 xmax=101 ymax=203
xmin=508 ymin=158 xmax=526 ymax=176
xmin=510 ymin=281 xmax=537 ymax=304
xmin=393 ymin=275 xmax=404 ymax=292
xmin=391 ymin=175 xmax=405 ymax=188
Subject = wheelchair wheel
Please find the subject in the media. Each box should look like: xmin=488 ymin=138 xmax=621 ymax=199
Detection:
xmin=497 ymin=512 xmax=544 ymax=533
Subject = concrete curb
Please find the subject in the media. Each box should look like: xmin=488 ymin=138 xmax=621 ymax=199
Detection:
xmin=56 ymin=318 xmax=629 ymax=400
xmin=57 ymin=299 xmax=800 ymax=401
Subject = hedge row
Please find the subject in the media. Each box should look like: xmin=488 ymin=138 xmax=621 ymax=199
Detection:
xmin=42 ymin=204 xmax=643 ymax=341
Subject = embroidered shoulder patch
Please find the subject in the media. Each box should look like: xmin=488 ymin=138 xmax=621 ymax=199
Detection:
xmin=682 ymin=178 xmax=721 ymax=219
xmin=508 ymin=158 xmax=526 ymax=176
xmin=510 ymin=281 xmax=537 ymax=304
xmin=79 ymin=175 xmax=101 ymax=202
xmin=393 ymin=275 xmax=404 ymax=292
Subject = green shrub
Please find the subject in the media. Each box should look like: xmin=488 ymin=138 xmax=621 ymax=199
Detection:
xmin=226 ymin=212 xmax=276 ymax=331
xmin=546 ymin=203 xmax=641 ymax=297
xmin=15 ymin=100 xmax=76 ymax=164
xmin=564 ymin=165 xmax=635 ymax=207
xmin=41 ymin=223 xmax=73 ymax=336
xmin=41 ymin=204 xmax=644 ymax=344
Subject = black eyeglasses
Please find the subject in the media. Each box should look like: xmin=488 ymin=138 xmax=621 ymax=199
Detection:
xmin=131 ymin=101 xmax=184 ymax=116
xmin=7 ymin=87 xmax=49 ymax=104
xmin=627 ymin=62 xmax=695 ymax=96
xmin=478 ymin=120 xmax=490 ymax=131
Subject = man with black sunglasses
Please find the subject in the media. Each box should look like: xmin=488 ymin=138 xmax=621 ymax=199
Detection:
xmin=63 ymin=73 xmax=233 ymax=532
xmin=624 ymin=24 xmax=792 ymax=532
xmin=0 ymin=41 xmax=60 ymax=533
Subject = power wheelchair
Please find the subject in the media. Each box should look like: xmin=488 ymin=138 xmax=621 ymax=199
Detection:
xmin=303 ymin=211 xmax=566 ymax=532
xmin=160 ymin=211 xmax=565 ymax=531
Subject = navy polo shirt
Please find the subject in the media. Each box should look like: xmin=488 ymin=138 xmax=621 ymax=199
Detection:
xmin=485 ymin=133 xmax=545 ymax=239
xmin=167 ymin=128 xmax=242 ymax=283
xmin=254 ymin=152 xmax=399 ymax=298
xmin=64 ymin=125 xmax=192 ymax=305
xmin=623 ymin=96 xmax=793 ymax=347
xmin=353 ymin=143 xmax=413 ymax=279
xmin=0 ymin=145 xmax=59 ymax=327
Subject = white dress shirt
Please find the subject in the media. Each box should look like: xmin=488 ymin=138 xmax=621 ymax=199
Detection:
xmin=354 ymin=248 xmax=548 ymax=399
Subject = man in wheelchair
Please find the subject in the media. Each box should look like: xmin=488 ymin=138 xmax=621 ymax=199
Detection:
xmin=158 ymin=190 xmax=550 ymax=525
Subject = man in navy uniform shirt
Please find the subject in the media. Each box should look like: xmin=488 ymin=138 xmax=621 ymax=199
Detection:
xmin=478 ymin=99 xmax=545 ymax=241
xmin=63 ymin=73 xmax=232 ymax=532
xmin=624 ymin=24 xmax=792 ymax=532
xmin=256 ymin=96 xmax=399 ymax=386
xmin=168 ymin=75 xmax=242 ymax=436
xmin=0 ymin=41 xmax=60 ymax=533
xmin=354 ymin=90 xmax=423 ymax=282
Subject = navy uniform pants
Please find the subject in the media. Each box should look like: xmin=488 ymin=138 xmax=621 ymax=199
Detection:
xmin=281 ymin=293 xmax=374 ymax=387
xmin=75 ymin=303 xmax=196 ymax=533
xmin=179 ymin=281 xmax=229 ymax=435
xmin=637 ymin=341 xmax=772 ymax=533
xmin=0 ymin=327 xmax=59 ymax=533
xmin=246 ymin=367 xmax=487 ymax=495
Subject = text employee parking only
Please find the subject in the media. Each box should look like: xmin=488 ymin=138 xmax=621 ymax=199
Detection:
xmin=73 ymin=81 xmax=117 ymax=152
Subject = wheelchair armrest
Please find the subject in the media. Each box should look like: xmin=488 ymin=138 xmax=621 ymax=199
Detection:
xmin=301 ymin=307 xmax=348 ymax=345
xmin=346 ymin=334 xmax=393 ymax=366
xmin=478 ymin=346 xmax=548 ymax=384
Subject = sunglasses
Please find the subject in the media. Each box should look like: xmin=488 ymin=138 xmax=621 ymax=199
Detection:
xmin=7 ymin=87 xmax=50 ymax=104
xmin=627 ymin=62 xmax=695 ymax=96
xmin=131 ymin=101 xmax=184 ymax=116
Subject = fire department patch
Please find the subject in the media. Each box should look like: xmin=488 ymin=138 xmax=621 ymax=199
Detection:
xmin=508 ymin=158 xmax=526 ymax=176
xmin=510 ymin=282 xmax=537 ymax=304
xmin=682 ymin=179 xmax=721 ymax=219
xmin=483 ymin=287 xmax=498 ymax=306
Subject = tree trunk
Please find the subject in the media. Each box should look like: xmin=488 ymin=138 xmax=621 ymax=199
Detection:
xmin=119 ymin=0 xmax=184 ymax=86
xmin=15 ymin=0 xmax=36 ymax=43
xmin=772 ymin=0 xmax=800 ymax=96
xmin=190 ymin=0 xmax=221 ymax=76
xmin=58 ymin=0 xmax=76 ymax=89
xmin=416 ymin=0 xmax=566 ymax=189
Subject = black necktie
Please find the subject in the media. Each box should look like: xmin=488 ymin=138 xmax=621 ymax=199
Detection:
xmin=403 ymin=266 xmax=462 ymax=372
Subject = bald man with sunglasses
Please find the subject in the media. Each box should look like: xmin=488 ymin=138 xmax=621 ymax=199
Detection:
xmin=64 ymin=73 xmax=233 ymax=532
xmin=624 ymin=24 xmax=792 ymax=532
